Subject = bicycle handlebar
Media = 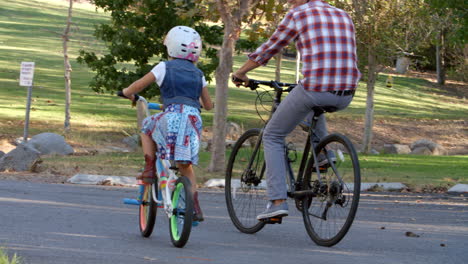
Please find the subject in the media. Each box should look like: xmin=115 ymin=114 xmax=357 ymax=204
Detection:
xmin=232 ymin=76 xmax=296 ymax=92
xmin=117 ymin=91 xmax=162 ymax=110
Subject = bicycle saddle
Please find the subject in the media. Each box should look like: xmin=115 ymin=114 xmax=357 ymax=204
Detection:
xmin=312 ymin=106 xmax=338 ymax=116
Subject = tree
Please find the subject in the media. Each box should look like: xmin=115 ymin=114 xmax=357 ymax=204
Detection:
xmin=77 ymin=0 xmax=220 ymax=99
xmin=63 ymin=0 xmax=73 ymax=133
xmin=203 ymin=0 xmax=260 ymax=172
xmin=331 ymin=0 xmax=430 ymax=153
xmin=426 ymin=0 xmax=467 ymax=84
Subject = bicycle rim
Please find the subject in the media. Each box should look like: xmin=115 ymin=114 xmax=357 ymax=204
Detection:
xmin=169 ymin=177 xmax=193 ymax=248
xmin=302 ymin=133 xmax=360 ymax=247
xmin=139 ymin=184 xmax=157 ymax=237
xmin=225 ymin=128 xmax=266 ymax=233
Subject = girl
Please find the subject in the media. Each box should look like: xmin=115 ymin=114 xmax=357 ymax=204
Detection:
xmin=121 ymin=26 xmax=213 ymax=222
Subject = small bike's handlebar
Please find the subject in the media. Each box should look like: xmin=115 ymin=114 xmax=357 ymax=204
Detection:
xmin=232 ymin=76 xmax=297 ymax=92
xmin=117 ymin=91 xmax=162 ymax=110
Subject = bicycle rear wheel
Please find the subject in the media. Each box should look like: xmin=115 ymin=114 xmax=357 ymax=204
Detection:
xmin=225 ymin=128 xmax=266 ymax=234
xmin=169 ymin=176 xmax=193 ymax=248
xmin=302 ymin=133 xmax=360 ymax=247
xmin=139 ymin=183 xmax=157 ymax=237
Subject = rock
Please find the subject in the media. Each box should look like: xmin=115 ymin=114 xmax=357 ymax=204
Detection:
xmin=0 ymin=144 xmax=41 ymax=172
xmin=370 ymin=149 xmax=380 ymax=155
xmin=200 ymin=141 xmax=209 ymax=151
xmin=25 ymin=133 xmax=74 ymax=155
xmin=226 ymin=122 xmax=242 ymax=140
xmin=410 ymin=146 xmax=432 ymax=155
xmin=384 ymin=144 xmax=411 ymax=154
xmin=0 ymin=151 xmax=4 ymax=159
xmin=410 ymin=139 xmax=447 ymax=155
xmin=225 ymin=139 xmax=237 ymax=148
xmin=122 ymin=135 xmax=140 ymax=151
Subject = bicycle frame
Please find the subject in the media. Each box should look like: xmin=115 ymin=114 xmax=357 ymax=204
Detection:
xmin=245 ymin=81 xmax=327 ymax=199
xmin=137 ymin=97 xmax=179 ymax=218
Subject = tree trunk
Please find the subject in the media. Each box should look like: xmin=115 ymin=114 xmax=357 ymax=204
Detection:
xmin=63 ymin=0 xmax=73 ymax=133
xmin=208 ymin=0 xmax=252 ymax=172
xmin=436 ymin=30 xmax=446 ymax=85
xmin=362 ymin=49 xmax=377 ymax=154
xmin=208 ymin=24 xmax=236 ymax=172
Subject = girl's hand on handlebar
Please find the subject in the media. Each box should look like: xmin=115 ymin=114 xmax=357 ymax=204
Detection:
xmin=117 ymin=90 xmax=139 ymax=104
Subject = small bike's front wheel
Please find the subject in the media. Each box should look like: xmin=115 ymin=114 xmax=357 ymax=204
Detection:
xmin=302 ymin=133 xmax=360 ymax=247
xmin=169 ymin=176 xmax=194 ymax=248
xmin=225 ymin=128 xmax=266 ymax=234
xmin=139 ymin=183 xmax=157 ymax=237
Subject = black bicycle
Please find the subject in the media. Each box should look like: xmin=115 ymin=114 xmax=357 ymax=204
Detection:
xmin=225 ymin=79 xmax=361 ymax=247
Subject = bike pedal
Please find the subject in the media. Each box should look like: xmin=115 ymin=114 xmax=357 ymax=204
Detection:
xmin=260 ymin=217 xmax=283 ymax=224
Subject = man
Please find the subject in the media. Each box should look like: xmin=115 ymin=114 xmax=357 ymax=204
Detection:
xmin=232 ymin=0 xmax=361 ymax=220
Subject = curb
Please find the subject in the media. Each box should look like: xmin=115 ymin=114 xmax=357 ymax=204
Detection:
xmin=204 ymin=178 xmax=407 ymax=192
xmin=67 ymin=175 xmax=468 ymax=194
xmin=67 ymin=174 xmax=137 ymax=186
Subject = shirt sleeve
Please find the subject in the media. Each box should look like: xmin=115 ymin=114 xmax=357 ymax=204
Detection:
xmin=202 ymin=76 xmax=207 ymax=88
xmin=248 ymin=11 xmax=298 ymax=66
xmin=150 ymin=62 xmax=166 ymax=86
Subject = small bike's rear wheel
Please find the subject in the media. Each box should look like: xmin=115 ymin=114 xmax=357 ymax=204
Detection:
xmin=302 ymin=133 xmax=360 ymax=247
xmin=225 ymin=128 xmax=266 ymax=234
xmin=169 ymin=176 xmax=193 ymax=248
xmin=139 ymin=183 xmax=157 ymax=237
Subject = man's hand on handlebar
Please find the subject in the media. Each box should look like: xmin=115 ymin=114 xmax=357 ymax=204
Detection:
xmin=231 ymin=73 xmax=249 ymax=87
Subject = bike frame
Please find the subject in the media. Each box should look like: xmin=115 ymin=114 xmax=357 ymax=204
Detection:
xmin=245 ymin=81 xmax=328 ymax=199
xmin=138 ymin=97 xmax=179 ymax=218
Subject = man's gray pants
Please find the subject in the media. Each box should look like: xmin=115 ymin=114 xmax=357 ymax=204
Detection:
xmin=263 ymin=83 xmax=354 ymax=201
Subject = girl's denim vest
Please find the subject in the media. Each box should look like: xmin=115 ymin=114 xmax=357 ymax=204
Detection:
xmin=160 ymin=59 xmax=203 ymax=110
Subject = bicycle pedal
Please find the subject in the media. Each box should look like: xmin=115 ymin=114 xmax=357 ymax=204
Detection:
xmin=260 ymin=217 xmax=283 ymax=224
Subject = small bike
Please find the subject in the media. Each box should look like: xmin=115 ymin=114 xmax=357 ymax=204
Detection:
xmin=122 ymin=95 xmax=195 ymax=248
xmin=225 ymin=79 xmax=361 ymax=247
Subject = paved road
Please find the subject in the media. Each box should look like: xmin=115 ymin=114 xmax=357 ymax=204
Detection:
xmin=0 ymin=180 xmax=467 ymax=264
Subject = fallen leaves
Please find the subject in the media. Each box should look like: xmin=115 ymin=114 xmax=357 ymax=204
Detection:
xmin=405 ymin=231 xmax=420 ymax=238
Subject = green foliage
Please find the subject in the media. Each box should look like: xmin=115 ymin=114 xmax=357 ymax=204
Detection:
xmin=426 ymin=0 xmax=467 ymax=43
xmin=0 ymin=248 xmax=21 ymax=264
xmin=77 ymin=0 xmax=220 ymax=99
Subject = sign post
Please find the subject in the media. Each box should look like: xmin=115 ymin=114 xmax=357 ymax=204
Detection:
xmin=20 ymin=62 xmax=35 ymax=142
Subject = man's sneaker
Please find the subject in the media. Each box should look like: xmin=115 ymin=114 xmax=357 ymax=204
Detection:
xmin=257 ymin=201 xmax=289 ymax=220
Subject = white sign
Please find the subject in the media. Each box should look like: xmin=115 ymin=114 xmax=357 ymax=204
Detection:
xmin=20 ymin=62 xmax=35 ymax=86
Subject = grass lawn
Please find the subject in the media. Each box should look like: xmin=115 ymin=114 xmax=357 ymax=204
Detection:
xmin=1 ymin=0 xmax=467 ymax=188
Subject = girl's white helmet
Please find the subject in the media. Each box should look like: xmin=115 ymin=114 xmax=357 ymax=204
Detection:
xmin=164 ymin=26 xmax=202 ymax=62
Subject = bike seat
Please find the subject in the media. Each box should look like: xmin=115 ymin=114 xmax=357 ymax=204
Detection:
xmin=312 ymin=106 xmax=338 ymax=116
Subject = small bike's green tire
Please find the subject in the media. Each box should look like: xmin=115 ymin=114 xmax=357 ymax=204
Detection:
xmin=169 ymin=176 xmax=194 ymax=248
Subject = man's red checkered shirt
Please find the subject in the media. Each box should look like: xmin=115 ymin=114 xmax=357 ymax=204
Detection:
xmin=248 ymin=0 xmax=361 ymax=92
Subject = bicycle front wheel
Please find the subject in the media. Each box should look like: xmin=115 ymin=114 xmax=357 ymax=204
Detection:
xmin=302 ymin=133 xmax=360 ymax=247
xmin=169 ymin=176 xmax=193 ymax=248
xmin=225 ymin=128 xmax=266 ymax=234
xmin=139 ymin=183 xmax=157 ymax=237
